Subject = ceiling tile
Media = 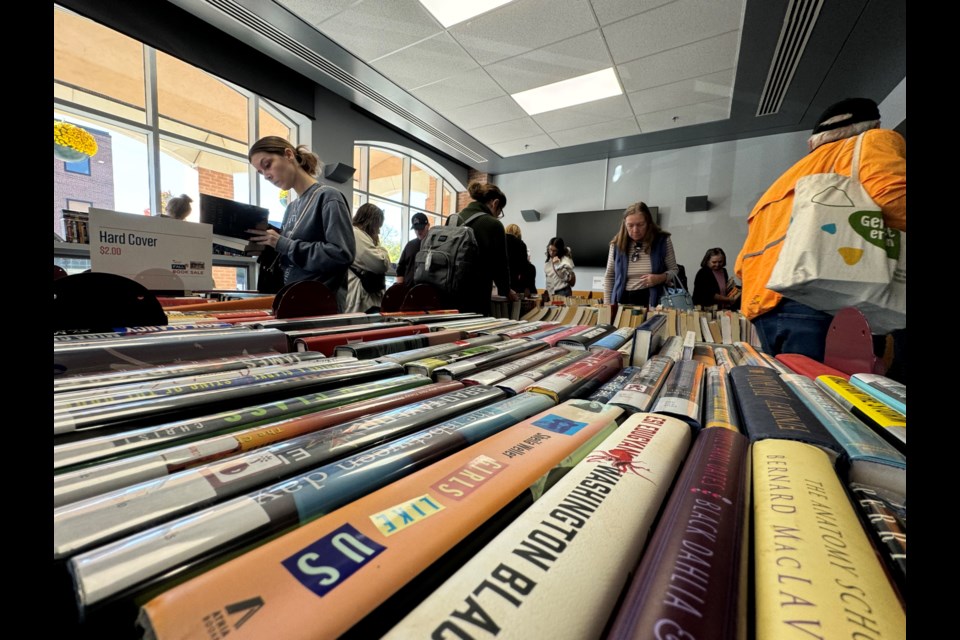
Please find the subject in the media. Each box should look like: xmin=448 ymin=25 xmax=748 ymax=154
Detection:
xmin=275 ymin=0 xmax=361 ymax=26
xmin=484 ymin=30 xmax=611 ymax=94
xmin=604 ymin=0 xmax=745 ymax=64
xmin=411 ymin=68 xmax=507 ymax=112
xmin=617 ymin=31 xmax=739 ymax=93
xmin=627 ymin=68 xmax=734 ymax=115
xmin=469 ymin=117 xmax=547 ymax=145
xmin=489 ymin=134 xmax=559 ymax=158
xmin=371 ymin=32 xmax=478 ymax=90
xmin=447 ymin=96 xmax=529 ymax=130
xmin=590 ymin=0 xmax=674 ymax=27
xmin=549 ymin=117 xmax=640 ymax=147
xmin=315 ymin=0 xmax=443 ymax=62
xmin=449 ymin=0 xmax=597 ymax=66
xmin=532 ymin=94 xmax=634 ymax=132
xmin=635 ymin=98 xmax=731 ymax=133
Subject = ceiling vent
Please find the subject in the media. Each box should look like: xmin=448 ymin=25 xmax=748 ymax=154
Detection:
xmin=755 ymin=0 xmax=824 ymax=116
xmin=206 ymin=0 xmax=489 ymax=163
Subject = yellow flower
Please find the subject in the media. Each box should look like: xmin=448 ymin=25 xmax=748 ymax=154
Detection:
xmin=54 ymin=122 xmax=98 ymax=156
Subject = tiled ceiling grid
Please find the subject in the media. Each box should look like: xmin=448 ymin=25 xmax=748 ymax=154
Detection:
xmin=277 ymin=0 xmax=745 ymax=157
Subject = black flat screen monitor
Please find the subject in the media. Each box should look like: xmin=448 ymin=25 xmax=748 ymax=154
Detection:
xmin=199 ymin=194 xmax=270 ymax=240
xmin=555 ymin=207 xmax=658 ymax=268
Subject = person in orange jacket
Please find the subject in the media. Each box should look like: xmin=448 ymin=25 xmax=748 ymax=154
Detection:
xmin=734 ymin=97 xmax=906 ymax=360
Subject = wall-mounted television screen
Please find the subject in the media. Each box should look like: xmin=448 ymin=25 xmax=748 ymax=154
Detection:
xmin=555 ymin=206 xmax=658 ymax=268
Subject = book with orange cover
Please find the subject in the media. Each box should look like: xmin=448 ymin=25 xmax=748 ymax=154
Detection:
xmin=139 ymin=398 xmax=624 ymax=640
xmin=294 ymin=325 xmax=430 ymax=355
xmin=775 ymin=353 xmax=850 ymax=380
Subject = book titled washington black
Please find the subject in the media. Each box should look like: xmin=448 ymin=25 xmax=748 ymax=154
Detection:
xmin=729 ymin=365 xmax=843 ymax=462
xmin=606 ymin=427 xmax=751 ymax=640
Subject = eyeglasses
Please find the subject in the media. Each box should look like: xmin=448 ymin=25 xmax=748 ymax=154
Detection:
xmin=631 ymin=245 xmax=643 ymax=262
xmin=495 ymin=208 xmax=504 ymax=219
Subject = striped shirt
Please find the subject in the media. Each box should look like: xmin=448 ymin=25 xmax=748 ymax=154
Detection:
xmin=603 ymin=237 xmax=679 ymax=303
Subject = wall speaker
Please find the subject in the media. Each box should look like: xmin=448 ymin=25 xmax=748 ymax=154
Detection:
xmin=324 ymin=162 xmax=356 ymax=183
xmin=520 ymin=209 xmax=541 ymax=222
xmin=685 ymin=195 xmax=710 ymax=212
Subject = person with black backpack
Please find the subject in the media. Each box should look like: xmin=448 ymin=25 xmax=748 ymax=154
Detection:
xmin=414 ymin=182 xmax=516 ymax=315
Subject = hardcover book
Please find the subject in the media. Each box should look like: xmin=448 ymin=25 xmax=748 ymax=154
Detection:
xmin=496 ymin=350 xmax=591 ymax=396
xmin=55 ymin=384 xmax=501 ymax=559
xmin=656 ymin=335 xmax=683 ymax=362
xmin=587 ymin=365 xmax=638 ymax=404
xmin=752 ymin=440 xmax=905 ymax=639
xmin=374 ymin=334 xmax=502 ymax=365
xmin=333 ymin=330 xmax=468 ymax=360
xmin=702 ymin=365 xmax=740 ymax=431
xmin=650 ymin=359 xmax=705 ymax=429
xmin=138 ymin=398 xmax=625 ymax=640
xmin=606 ymin=427 xmax=750 ymax=640
xmin=555 ymin=324 xmax=616 ymax=350
xmin=780 ymin=373 xmax=905 ymax=499
xmin=526 ymin=348 xmax=622 ymax=403
xmin=849 ymin=373 xmax=906 ymax=415
xmin=815 ymin=375 xmax=906 ymax=452
xmin=608 ymin=355 xmax=674 ymax=415
xmin=631 ymin=314 xmax=668 ymax=367
xmin=385 ymin=412 xmax=692 ymax=640
xmin=775 ymin=353 xmax=850 ymax=380
xmin=848 ymin=482 xmax=907 ymax=597
xmin=729 ymin=366 xmax=843 ymax=462
xmin=433 ymin=340 xmax=548 ymax=381
xmin=461 ymin=347 xmax=569 ymax=387
xmin=68 ymin=391 xmax=553 ymax=611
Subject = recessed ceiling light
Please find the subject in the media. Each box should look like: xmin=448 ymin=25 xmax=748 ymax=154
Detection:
xmin=418 ymin=0 xmax=516 ymax=28
xmin=511 ymin=68 xmax=623 ymax=116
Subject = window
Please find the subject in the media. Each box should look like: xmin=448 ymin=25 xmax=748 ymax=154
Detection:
xmin=53 ymin=4 xmax=308 ymax=238
xmin=353 ymin=143 xmax=465 ymax=263
xmin=66 ymin=199 xmax=92 ymax=212
xmin=64 ymin=156 xmax=90 ymax=175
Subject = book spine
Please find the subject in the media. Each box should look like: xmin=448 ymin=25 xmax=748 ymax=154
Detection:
xmin=702 ymin=365 xmax=741 ymax=432
xmin=53 ymin=379 xmax=455 ymax=508
xmin=587 ymin=365 xmax=638 ymax=403
xmin=54 ymin=374 xmax=430 ymax=471
xmin=385 ymin=412 xmax=692 ymax=640
xmin=526 ymin=348 xmax=623 ymax=403
xmin=606 ymin=427 xmax=750 ymax=640
xmin=338 ymin=330 xmax=472 ymax=359
xmin=729 ymin=367 xmax=842 ymax=457
xmin=815 ymin=375 xmax=906 ymax=451
xmin=849 ymin=374 xmax=906 ymax=415
xmin=752 ymin=440 xmax=905 ymax=638
xmin=609 ymin=355 xmax=674 ymax=414
xmin=533 ymin=325 xmax=592 ymax=346
xmin=53 ymin=352 xmax=330 ymax=394
xmin=733 ymin=341 xmax=766 ymax=366
xmin=69 ymin=391 xmax=555 ymax=610
xmin=775 ymin=352 xmax=850 ymax=379
xmin=54 ymin=361 xmax=403 ymax=434
xmin=692 ymin=344 xmax=716 ymax=366
xmin=375 ymin=334 xmax=501 ymax=365
xmin=294 ymin=326 xmax=430 ymax=356
xmin=780 ymin=374 xmax=905 ymax=469
xmin=54 ymin=329 xmax=291 ymax=377
xmin=433 ymin=340 xmax=548 ymax=381
xmin=650 ymin=359 xmax=706 ymax=428
xmin=587 ymin=326 xmax=635 ymax=351
xmin=54 ymin=384 xmax=499 ymax=559
xmin=847 ymin=483 xmax=907 ymax=597
xmin=461 ymin=347 xmax=568 ymax=387
xmin=138 ymin=398 xmax=624 ymax=640
xmin=656 ymin=335 xmax=684 ymax=362
xmin=496 ymin=350 xmax=591 ymax=395
xmin=555 ymin=324 xmax=616 ymax=350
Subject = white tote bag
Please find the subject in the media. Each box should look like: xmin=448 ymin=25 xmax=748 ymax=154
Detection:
xmin=766 ymin=133 xmax=906 ymax=333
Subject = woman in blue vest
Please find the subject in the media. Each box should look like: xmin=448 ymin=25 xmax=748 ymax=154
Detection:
xmin=602 ymin=201 xmax=679 ymax=306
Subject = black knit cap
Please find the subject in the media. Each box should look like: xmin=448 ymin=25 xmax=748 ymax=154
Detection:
xmin=812 ymin=98 xmax=881 ymax=134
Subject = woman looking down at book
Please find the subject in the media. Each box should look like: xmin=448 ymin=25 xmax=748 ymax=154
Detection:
xmin=544 ymin=237 xmax=575 ymax=297
xmin=603 ymin=201 xmax=679 ymax=306
xmin=246 ymin=136 xmax=356 ymax=310
xmin=693 ymin=247 xmax=741 ymax=308
xmin=345 ymin=203 xmax=391 ymax=314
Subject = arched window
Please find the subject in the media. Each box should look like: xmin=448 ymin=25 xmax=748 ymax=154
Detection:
xmin=352 ymin=143 xmax=464 ymax=263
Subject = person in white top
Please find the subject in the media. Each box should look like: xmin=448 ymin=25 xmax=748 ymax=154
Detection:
xmin=345 ymin=203 xmax=391 ymax=313
xmin=544 ymin=237 xmax=575 ymax=296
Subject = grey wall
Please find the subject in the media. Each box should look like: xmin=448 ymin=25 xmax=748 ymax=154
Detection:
xmin=496 ymin=130 xmax=809 ymax=292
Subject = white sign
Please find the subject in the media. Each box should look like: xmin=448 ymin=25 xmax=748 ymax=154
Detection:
xmin=592 ymin=275 xmax=604 ymax=291
xmin=88 ymin=208 xmax=214 ymax=291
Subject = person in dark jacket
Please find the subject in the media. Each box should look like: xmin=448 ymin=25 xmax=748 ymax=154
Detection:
xmin=504 ymin=224 xmax=534 ymax=296
xmin=449 ymin=182 xmax=517 ymax=314
xmin=396 ymin=212 xmax=431 ymax=285
xmin=693 ymin=247 xmax=740 ymax=308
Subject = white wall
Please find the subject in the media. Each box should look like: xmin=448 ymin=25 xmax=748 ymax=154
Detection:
xmin=496 ymin=130 xmax=809 ymax=291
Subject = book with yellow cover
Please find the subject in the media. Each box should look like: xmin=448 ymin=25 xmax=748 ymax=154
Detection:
xmin=752 ymin=439 xmax=905 ymax=639
xmin=815 ymin=375 xmax=906 ymax=452
xmin=139 ymin=399 xmax=625 ymax=640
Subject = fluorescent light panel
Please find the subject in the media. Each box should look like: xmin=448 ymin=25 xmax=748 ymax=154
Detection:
xmin=418 ymin=0 xmax=516 ymax=28
xmin=511 ymin=68 xmax=623 ymax=116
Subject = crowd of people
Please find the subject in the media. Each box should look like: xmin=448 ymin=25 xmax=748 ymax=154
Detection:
xmin=236 ymin=95 xmax=904 ymax=366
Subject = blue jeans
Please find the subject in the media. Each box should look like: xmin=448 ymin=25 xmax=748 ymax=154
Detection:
xmin=752 ymin=299 xmax=833 ymax=361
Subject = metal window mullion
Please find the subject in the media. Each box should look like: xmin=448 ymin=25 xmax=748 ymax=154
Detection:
xmin=144 ymin=47 xmax=161 ymax=217
xmin=401 ymin=155 xmax=411 ymax=247
xmin=250 ymin=95 xmax=259 ymax=206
